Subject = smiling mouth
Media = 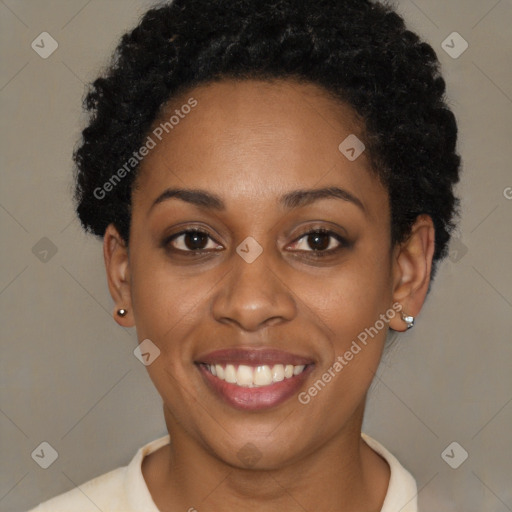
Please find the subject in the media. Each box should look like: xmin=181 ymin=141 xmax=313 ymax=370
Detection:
xmin=201 ymin=363 xmax=308 ymax=388
xmin=195 ymin=348 xmax=314 ymax=410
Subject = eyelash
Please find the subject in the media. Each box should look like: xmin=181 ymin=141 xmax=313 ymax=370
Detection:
xmin=290 ymin=227 xmax=349 ymax=257
xmin=163 ymin=227 xmax=349 ymax=258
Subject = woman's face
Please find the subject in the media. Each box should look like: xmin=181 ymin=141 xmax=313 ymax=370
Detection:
xmin=115 ymin=79 xmax=405 ymax=468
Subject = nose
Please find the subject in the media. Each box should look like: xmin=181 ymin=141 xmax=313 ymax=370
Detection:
xmin=211 ymin=248 xmax=297 ymax=332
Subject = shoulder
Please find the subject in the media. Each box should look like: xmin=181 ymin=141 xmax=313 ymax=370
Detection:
xmin=26 ymin=467 xmax=128 ymax=512
xmin=26 ymin=435 xmax=170 ymax=512
xmin=361 ymin=433 xmax=418 ymax=512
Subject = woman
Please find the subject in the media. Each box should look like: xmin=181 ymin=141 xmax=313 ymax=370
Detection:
xmin=29 ymin=0 xmax=460 ymax=510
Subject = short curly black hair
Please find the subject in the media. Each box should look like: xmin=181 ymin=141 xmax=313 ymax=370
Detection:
xmin=74 ymin=0 xmax=460 ymax=276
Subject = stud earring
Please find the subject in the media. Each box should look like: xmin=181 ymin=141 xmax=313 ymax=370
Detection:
xmin=401 ymin=311 xmax=415 ymax=330
xmin=117 ymin=308 xmax=128 ymax=317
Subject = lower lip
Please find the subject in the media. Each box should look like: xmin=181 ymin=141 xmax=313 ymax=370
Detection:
xmin=197 ymin=364 xmax=313 ymax=411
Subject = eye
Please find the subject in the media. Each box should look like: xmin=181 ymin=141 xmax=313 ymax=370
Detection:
xmin=165 ymin=229 xmax=223 ymax=253
xmin=288 ymin=228 xmax=348 ymax=256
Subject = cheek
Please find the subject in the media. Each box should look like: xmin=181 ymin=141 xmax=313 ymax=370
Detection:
xmin=132 ymin=268 xmax=211 ymax=356
xmin=128 ymin=257 xmax=212 ymax=412
xmin=129 ymin=246 xmax=228 ymax=374
xmin=131 ymin=266 xmax=211 ymax=344
xmin=295 ymin=264 xmax=392 ymax=435
xmin=301 ymin=244 xmax=393 ymax=341
xmin=299 ymin=240 xmax=393 ymax=398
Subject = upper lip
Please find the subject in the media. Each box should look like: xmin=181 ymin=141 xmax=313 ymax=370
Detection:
xmin=195 ymin=348 xmax=314 ymax=366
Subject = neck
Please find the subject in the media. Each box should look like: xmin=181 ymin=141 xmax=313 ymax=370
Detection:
xmin=142 ymin=402 xmax=389 ymax=512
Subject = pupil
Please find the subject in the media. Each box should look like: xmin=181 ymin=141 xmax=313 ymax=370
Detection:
xmin=308 ymin=233 xmax=329 ymax=251
xmin=185 ymin=232 xmax=207 ymax=250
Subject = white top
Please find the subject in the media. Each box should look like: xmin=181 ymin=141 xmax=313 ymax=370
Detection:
xmin=27 ymin=433 xmax=418 ymax=512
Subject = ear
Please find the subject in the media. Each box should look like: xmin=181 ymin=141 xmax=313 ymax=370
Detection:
xmin=103 ymin=223 xmax=135 ymax=327
xmin=389 ymin=214 xmax=436 ymax=332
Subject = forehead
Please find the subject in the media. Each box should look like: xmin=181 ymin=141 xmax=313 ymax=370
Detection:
xmin=134 ymin=78 xmax=385 ymax=213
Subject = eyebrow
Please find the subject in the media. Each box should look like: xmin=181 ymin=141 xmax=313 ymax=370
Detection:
xmin=149 ymin=185 xmax=365 ymax=214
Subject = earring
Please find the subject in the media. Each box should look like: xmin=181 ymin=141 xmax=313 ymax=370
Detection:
xmin=117 ymin=308 xmax=128 ymax=317
xmin=401 ymin=311 xmax=415 ymax=330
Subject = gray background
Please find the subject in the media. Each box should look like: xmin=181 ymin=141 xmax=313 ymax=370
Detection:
xmin=1 ymin=0 xmax=511 ymax=510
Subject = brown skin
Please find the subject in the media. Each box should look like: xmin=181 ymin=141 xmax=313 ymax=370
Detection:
xmin=103 ymin=79 xmax=435 ymax=511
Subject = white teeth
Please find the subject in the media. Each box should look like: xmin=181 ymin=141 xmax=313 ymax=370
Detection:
xmin=215 ymin=364 xmax=224 ymax=379
xmin=236 ymin=365 xmax=253 ymax=387
xmin=254 ymin=365 xmax=273 ymax=386
xmin=272 ymin=364 xmax=285 ymax=382
xmin=225 ymin=364 xmax=237 ymax=383
xmin=206 ymin=363 xmax=307 ymax=387
xmin=293 ymin=365 xmax=305 ymax=376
